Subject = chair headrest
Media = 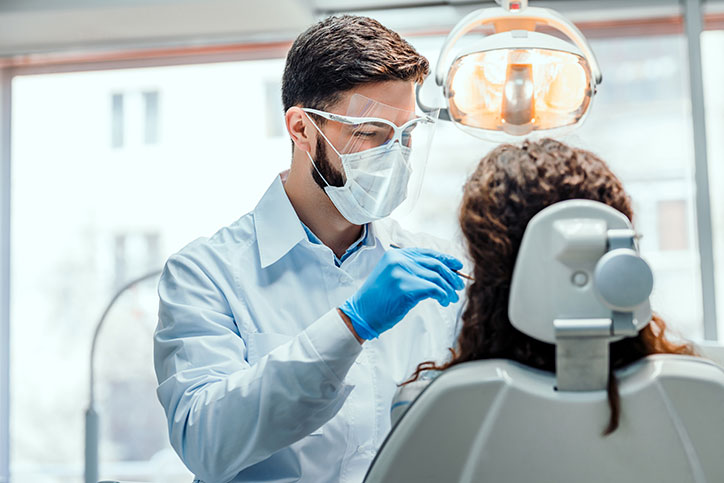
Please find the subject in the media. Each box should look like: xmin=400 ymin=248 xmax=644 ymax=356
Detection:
xmin=509 ymin=199 xmax=653 ymax=345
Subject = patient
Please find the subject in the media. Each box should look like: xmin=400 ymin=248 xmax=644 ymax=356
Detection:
xmin=398 ymin=138 xmax=695 ymax=435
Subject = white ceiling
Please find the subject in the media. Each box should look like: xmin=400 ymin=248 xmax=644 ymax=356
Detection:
xmin=0 ymin=0 xmax=691 ymax=58
xmin=0 ymin=0 xmax=316 ymax=57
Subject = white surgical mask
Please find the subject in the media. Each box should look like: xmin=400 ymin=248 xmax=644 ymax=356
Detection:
xmin=305 ymin=117 xmax=413 ymax=225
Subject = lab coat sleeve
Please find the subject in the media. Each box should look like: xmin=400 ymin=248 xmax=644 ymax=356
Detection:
xmin=154 ymin=253 xmax=362 ymax=483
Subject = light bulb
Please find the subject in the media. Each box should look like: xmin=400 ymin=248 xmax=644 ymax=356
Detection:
xmin=502 ymin=63 xmax=535 ymax=132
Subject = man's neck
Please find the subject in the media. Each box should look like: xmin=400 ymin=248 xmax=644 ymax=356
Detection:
xmin=284 ymin=162 xmax=363 ymax=259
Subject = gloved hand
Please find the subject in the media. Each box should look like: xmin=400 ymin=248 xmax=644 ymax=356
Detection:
xmin=340 ymin=247 xmax=465 ymax=340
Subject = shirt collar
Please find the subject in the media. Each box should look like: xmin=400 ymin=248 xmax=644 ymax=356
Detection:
xmin=254 ymin=175 xmax=307 ymax=269
xmin=302 ymin=222 xmax=369 ymax=266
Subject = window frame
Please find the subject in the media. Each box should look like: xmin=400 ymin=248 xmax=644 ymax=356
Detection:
xmin=0 ymin=40 xmax=293 ymax=483
xmin=1 ymin=66 xmax=11 ymax=483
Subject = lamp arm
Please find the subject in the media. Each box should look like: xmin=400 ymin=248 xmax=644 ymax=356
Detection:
xmin=88 ymin=269 xmax=162 ymax=403
xmin=85 ymin=268 xmax=162 ymax=483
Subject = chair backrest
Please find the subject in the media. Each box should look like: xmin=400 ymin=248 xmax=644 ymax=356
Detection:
xmin=365 ymin=200 xmax=724 ymax=482
xmin=364 ymin=355 xmax=724 ymax=483
xmin=508 ymin=199 xmax=654 ymax=391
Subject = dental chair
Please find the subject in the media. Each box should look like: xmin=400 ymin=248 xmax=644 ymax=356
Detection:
xmin=364 ymin=200 xmax=724 ymax=483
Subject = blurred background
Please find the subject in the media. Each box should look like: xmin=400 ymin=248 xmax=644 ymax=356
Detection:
xmin=1 ymin=0 xmax=724 ymax=481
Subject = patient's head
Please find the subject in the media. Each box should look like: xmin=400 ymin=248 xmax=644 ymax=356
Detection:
xmin=457 ymin=138 xmax=635 ymax=371
xmin=411 ymin=138 xmax=694 ymax=434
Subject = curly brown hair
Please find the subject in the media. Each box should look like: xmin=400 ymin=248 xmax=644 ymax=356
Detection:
xmin=409 ymin=138 xmax=695 ymax=435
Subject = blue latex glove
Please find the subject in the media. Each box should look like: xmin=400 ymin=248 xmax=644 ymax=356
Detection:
xmin=340 ymin=247 xmax=465 ymax=340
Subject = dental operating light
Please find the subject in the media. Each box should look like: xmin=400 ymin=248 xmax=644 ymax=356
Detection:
xmin=422 ymin=0 xmax=602 ymax=141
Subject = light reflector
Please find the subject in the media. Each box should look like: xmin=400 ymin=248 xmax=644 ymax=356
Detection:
xmin=446 ymin=47 xmax=592 ymax=136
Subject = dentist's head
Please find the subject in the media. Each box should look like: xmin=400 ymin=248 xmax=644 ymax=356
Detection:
xmin=282 ymin=16 xmax=430 ymax=228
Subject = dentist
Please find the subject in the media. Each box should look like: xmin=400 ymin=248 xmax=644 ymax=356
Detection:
xmin=154 ymin=15 xmax=465 ymax=483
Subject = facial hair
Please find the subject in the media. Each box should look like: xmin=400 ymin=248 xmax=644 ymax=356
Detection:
xmin=310 ymin=136 xmax=345 ymax=190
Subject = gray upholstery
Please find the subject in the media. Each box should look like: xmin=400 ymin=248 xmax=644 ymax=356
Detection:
xmin=365 ymin=355 xmax=724 ymax=483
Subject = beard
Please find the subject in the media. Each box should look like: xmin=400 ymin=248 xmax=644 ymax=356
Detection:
xmin=310 ymin=136 xmax=345 ymax=190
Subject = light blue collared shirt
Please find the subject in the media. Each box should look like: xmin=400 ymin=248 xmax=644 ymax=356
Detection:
xmin=301 ymin=222 xmax=369 ymax=267
xmin=154 ymin=174 xmax=465 ymax=483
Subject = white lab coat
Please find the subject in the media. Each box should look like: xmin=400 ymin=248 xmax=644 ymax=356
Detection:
xmin=154 ymin=175 xmax=465 ymax=482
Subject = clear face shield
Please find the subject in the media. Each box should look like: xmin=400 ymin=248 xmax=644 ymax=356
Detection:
xmin=303 ymin=94 xmax=439 ymax=224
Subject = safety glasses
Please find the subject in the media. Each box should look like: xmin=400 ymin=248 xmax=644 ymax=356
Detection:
xmin=302 ymin=107 xmax=435 ymax=154
xmin=300 ymin=94 xmax=439 ymax=218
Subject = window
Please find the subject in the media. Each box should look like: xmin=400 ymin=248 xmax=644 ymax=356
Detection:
xmin=265 ymin=80 xmax=286 ymax=137
xmin=111 ymin=90 xmax=161 ymax=149
xmin=111 ymin=93 xmax=124 ymax=149
xmin=702 ymin=29 xmax=724 ymax=341
xmin=142 ymin=91 xmax=159 ymax=145
xmin=10 ymin=58 xmax=289 ymax=481
xmin=113 ymin=232 xmax=161 ymax=289
xmin=657 ymin=199 xmax=689 ymax=251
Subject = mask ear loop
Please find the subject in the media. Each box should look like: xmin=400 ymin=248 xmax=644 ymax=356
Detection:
xmin=303 ymin=111 xmax=345 ymax=188
xmin=305 ymin=151 xmax=333 ymax=188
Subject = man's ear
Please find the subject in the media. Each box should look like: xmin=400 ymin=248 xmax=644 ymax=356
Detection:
xmin=285 ymin=107 xmax=314 ymax=153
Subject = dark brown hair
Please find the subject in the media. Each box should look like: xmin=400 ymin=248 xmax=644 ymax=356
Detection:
xmin=409 ymin=138 xmax=695 ymax=435
xmin=281 ymin=15 xmax=429 ymax=113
